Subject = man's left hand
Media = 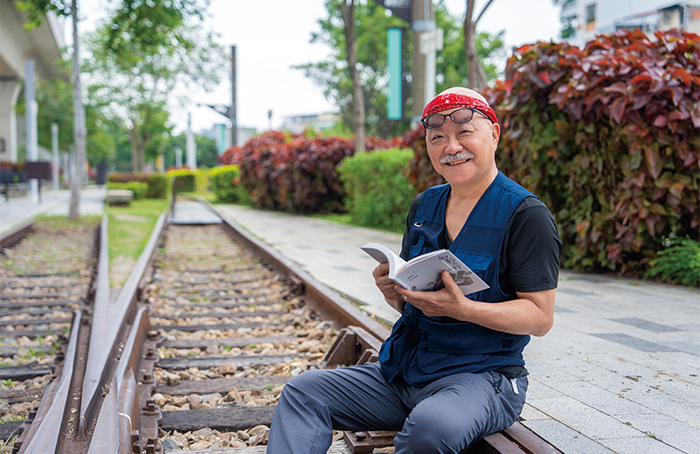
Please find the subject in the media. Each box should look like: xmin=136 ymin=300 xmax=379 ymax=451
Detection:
xmin=395 ymin=271 xmax=466 ymax=318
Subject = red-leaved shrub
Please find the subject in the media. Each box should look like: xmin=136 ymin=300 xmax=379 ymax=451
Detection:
xmin=220 ymin=130 xmax=400 ymax=214
xmin=406 ymin=28 xmax=699 ymax=276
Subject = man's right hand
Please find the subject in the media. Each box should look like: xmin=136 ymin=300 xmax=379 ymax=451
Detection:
xmin=372 ymin=263 xmax=405 ymax=313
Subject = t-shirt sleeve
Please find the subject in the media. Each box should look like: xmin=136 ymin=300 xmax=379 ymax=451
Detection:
xmin=502 ymin=197 xmax=562 ymax=293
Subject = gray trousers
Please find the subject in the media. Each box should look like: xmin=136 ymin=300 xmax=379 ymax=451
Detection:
xmin=266 ymin=361 xmax=527 ymax=454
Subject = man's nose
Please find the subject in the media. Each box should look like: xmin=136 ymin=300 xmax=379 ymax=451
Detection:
xmin=445 ymin=135 xmax=463 ymax=153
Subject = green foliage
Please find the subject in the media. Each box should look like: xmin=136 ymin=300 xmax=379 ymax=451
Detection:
xmin=209 ymin=165 xmax=248 ymax=203
xmin=167 ymin=169 xmax=208 ymax=194
xmin=12 ymin=0 xmax=71 ymax=29
xmin=107 ymin=171 xmax=168 ymax=198
xmin=296 ymin=0 xmax=505 ymax=138
xmin=434 ymin=4 xmax=505 ymax=91
xmin=339 ymin=148 xmax=416 ymax=232
xmin=107 ymin=181 xmax=148 ymax=200
xmin=84 ymin=0 xmax=225 ymax=171
xmin=146 ymin=173 xmax=168 ymax=198
xmin=646 ymin=237 xmax=700 ymax=287
xmin=14 ymin=66 xmax=117 ymax=164
xmin=296 ymin=0 xmax=410 ymax=138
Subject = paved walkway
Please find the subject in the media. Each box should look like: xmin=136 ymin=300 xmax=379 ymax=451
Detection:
xmin=1 ymin=196 xmax=698 ymax=453
xmin=0 ymin=186 xmax=106 ymax=235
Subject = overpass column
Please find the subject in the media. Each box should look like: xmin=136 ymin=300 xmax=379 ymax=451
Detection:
xmin=0 ymin=79 xmax=21 ymax=163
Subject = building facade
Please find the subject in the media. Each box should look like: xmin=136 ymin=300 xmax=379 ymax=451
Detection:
xmin=560 ymin=0 xmax=700 ymax=46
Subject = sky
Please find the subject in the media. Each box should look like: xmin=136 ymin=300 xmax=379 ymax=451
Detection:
xmin=79 ymin=0 xmax=562 ymax=135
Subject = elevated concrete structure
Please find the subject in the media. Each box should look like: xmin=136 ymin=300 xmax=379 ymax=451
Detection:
xmin=0 ymin=0 xmax=66 ymax=163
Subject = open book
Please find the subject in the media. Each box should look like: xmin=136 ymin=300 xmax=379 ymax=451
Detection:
xmin=361 ymin=242 xmax=489 ymax=295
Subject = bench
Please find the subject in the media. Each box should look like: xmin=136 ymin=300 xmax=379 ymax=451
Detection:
xmin=0 ymin=170 xmax=27 ymax=201
xmin=106 ymin=189 xmax=134 ymax=205
xmin=326 ymin=328 xmax=561 ymax=454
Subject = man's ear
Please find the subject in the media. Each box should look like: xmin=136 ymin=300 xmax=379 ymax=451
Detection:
xmin=491 ymin=122 xmax=501 ymax=146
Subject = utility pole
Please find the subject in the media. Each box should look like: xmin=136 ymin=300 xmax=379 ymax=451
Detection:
xmin=52 ymin=123 xmax=59 ymax=191
xmin=230 ymin=45 xmax=237 ymax=147
xmin=25 ymin=59 xmax=39 ymax=203
xmin=411 ymin=0 xmax=435 ymax=122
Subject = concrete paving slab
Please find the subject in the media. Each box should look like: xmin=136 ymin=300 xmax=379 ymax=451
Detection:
xmin=620 ymin=413 xmax=700 ymax=453
xmin=602 ymin=437 xmax=684 ymax=454
xmin=0 ymin=187 xmax=105 ymax=236
xmin=521 ymin=419 xmax=614 ymax=454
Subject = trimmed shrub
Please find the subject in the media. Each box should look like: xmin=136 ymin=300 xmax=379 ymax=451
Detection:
xmin=167 ymin=169 xmax=208 ymax=194
xmin=107 ymin=172 xmax=168 ymax=199
xmin=146 ymin=173 xmax=168 ymax=199
xmin=107 ymin=172 xmax=148 ymax=184
xmin=339 ymin=148 xmax=417 ymax=231
xmin=106 ymin=181 xmax=148 ymax=200
xmin=209 ymin=165 xmax=248 ymax=203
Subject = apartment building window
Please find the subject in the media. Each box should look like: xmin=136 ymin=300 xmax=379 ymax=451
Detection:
xmin=586 ymin=3 xmax=596 ymax=31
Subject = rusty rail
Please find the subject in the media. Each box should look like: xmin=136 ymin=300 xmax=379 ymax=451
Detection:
xmin=0 ymin=218 xmax=35 ymax=249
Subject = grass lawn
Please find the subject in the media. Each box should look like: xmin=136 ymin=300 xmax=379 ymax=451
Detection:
xmin=107 ymin=198 xmax=169 ymax=285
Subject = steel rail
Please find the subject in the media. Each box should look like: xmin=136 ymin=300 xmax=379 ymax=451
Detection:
xmin=0 ymin=218 xmax=35 ymax=249
xmin=203 ymin=199 xmax=391 ymax=342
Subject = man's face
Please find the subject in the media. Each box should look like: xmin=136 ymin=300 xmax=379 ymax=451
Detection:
xmin=425 ymin=107 xmax=500 ymax=188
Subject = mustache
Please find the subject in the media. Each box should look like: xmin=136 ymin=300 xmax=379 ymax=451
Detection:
xmin=439 ymin=152 xmax=474 ymax=164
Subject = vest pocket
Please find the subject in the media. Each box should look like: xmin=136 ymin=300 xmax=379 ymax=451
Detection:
xmin=419 ymin=316 xmax=503 ymax=355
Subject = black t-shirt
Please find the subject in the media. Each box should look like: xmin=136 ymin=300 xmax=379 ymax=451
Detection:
xmin=400 ymin=193 xmax=562 ymax=295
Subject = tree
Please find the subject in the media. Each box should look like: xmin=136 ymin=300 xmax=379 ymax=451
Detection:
xmin=297 ymin=0 xmax=504 ymax=138
xmin=435 ymin=3 xmax=504 ymax=92
xmin=339 ymin=0 xmax=366 ymax=153
xmin=19 ymin=71 xmax=117 ymax=165
xmin=85 ymin=0 xmax=224 ymax=171
xmin=296 ymin=0 xmax=409 ymax=139
xmin=464 ymin=0 xmax=495 ymax=90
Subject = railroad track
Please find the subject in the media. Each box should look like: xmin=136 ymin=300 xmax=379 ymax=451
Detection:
xmin=0 ymin=200 xmax=560 ymax=454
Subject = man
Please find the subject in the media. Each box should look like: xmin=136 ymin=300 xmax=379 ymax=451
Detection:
xmin=267 ymin=87 xmax=562 ymax=453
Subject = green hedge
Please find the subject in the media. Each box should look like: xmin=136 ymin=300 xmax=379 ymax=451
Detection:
xmin=209 ymin=165 xmax=248 ymax=203
xmin=107 ymin=172 xmax=167 ymax=199
xmin=339 ymin=148 xmax=417 ymax=232
xmin=146 ymin=173 xmax=168 ymax=198
xmin=106 ymin=181 xmax=148 ymax=200
xmin=167 ymin=169 xmax=208 ymax=194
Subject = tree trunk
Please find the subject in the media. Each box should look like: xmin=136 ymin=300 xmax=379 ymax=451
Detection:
xmin=340 ymin=0 xmax=365 ymax=153
xmin=128 ymin=127 xmax=140 ymax=172
xmin=463 ymin=0 xmax=493 ymax=91
xmin=69 ymin=0 xmax=86 ymax=220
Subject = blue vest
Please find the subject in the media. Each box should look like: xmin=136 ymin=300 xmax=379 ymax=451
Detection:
xmin=379 ymin=172 xmax=535 ymax=387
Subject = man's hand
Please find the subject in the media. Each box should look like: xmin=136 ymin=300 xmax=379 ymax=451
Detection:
xmin=396 ymin=271 xmax=556 ymax=336
xmin=372 ymin=263 xmax=405 ymax=313
xmin=395 ymin=270 xmax=466 ymax=318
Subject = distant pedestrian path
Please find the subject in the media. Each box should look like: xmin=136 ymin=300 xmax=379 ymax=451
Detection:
xmin=0 ymin=186 xmax=105 ymax=235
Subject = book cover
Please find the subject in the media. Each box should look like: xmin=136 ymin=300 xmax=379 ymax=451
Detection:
xmin=361 ymin=242 xmax=489 ymax=295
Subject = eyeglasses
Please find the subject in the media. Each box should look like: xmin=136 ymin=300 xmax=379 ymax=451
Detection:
xmin=421 ymin=107 xmax=491 ymax=129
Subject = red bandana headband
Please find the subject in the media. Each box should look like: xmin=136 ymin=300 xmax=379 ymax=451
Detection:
xmin=422 ymin=93 xmax=498 ymax=125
